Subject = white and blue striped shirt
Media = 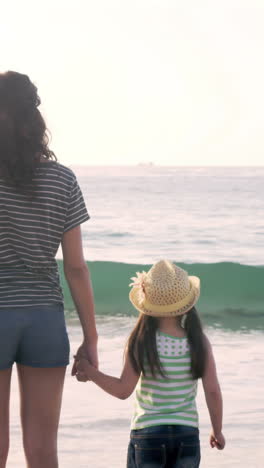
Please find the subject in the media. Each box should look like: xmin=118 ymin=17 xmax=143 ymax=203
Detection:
xmin=0 ymin=161 xmax=89 ymax=308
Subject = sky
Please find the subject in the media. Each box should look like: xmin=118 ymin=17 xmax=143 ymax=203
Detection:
xmin=1 ymin=0 xmax=264 ymax=166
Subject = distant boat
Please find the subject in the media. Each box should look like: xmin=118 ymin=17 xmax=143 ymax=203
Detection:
xmin=137 ymin=162 xmax=155 ymax=167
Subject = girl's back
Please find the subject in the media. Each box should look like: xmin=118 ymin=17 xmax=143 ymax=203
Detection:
xmin=132 ymin=330 xmax=198 ymax=430
xmin=76 ymin=259 xmax=225 ymax=467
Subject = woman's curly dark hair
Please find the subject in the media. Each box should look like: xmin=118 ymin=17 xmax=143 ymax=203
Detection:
xmin=0 ymin=71 xmax=57 ymax=188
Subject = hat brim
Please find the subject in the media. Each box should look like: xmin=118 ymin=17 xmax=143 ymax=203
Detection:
xmin=129 ymin=276 xmax=200 ymax=317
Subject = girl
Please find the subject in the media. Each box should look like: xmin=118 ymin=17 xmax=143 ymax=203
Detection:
xmin=0 ymin=71 xmax=98 ymax=468
xmin=76 ymin=260 xmax=225 ymax=467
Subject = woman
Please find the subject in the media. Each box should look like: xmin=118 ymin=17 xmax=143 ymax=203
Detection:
xmin=0 ymin=71 xmax=98 ymax=468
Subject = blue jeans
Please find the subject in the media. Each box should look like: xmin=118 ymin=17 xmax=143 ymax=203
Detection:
xmin=127 ymin=425 xmax=200 ymax=468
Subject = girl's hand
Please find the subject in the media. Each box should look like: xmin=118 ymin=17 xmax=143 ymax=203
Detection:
xmin=210 ymin=431 xmax=225 ymax=450
xmin=71 ymin=341 xmax=98 ymax=377
xmin=76 ymin=357 xmax=96 ymax=382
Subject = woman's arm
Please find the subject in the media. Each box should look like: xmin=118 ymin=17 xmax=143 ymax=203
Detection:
xmin=76 ymin=350 xmax=140 ymax=400
xmin=202 ymin=335 xmax=225 ymax=450
xmin=61 ymin=225 xmax=98 ymax=371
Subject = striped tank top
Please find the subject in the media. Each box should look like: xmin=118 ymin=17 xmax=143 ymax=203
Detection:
xmin=131 ymin=330 xmax=198 ymax=430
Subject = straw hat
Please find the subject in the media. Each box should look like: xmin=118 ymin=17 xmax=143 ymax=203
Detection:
xmin=129 ymin=260 xmax=200 ymax=317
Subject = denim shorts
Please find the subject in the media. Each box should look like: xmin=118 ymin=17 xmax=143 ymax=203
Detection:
xmin=127 ymin=424 xmax=200 ymax=468
xmin=0 ymin=304 xmax=70 ymax=369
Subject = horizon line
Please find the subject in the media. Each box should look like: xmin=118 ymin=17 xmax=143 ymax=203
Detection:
xmin=69 ymin=163 xmax=264 ymax=168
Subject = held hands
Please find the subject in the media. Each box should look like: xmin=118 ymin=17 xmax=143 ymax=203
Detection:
xmin=75 ymin=357 xmax=96 ymax=382
xmin=71 ymin=340 xmax=98 ymax=379
xmin=210 ymin=431 xmax=225 ymax=450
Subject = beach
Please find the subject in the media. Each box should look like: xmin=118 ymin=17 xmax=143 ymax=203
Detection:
xmin=7 ymin=317 xmax=264 ymax=467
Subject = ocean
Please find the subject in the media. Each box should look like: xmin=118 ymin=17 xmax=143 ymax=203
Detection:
xmin=8 ymin=166 xmax=264 ymax=467
xmin=60 ymin=165 xmax=264 ymax=331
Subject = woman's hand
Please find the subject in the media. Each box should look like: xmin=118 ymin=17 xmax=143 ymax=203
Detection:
xmin=210 ymin=431 xmax=225 ymax=450
xmin=71 ymin=340 xmax=98 ymax=377
xmin=75 ymin=357 xmax=96 ymax=382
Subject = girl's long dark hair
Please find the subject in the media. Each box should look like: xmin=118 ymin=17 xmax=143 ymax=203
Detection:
xmin=127 ymin=314 xmax=165 ymax=378
xmin=127 ymin=307 xmax=207 ymax=380
xmin=0 ymin=71 xmax=56 ymax=188
xmin=184 ymin=307 xmax=207 ymax=379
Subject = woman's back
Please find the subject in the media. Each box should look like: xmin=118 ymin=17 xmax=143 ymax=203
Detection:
xmin=0 ymin=161 xmax=89 ymax=308
xmin=0 ymin=70 xmax=98 ymax=468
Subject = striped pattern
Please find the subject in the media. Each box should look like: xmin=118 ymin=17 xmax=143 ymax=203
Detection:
xmin=131 ymin=331 xmax=198 ymax=429
xmin=0 ymin=162 xmax=89 ymax=308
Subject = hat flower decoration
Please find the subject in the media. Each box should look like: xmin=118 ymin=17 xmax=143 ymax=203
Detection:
xmin=129 ymin=271 xmax=147 ymax=301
